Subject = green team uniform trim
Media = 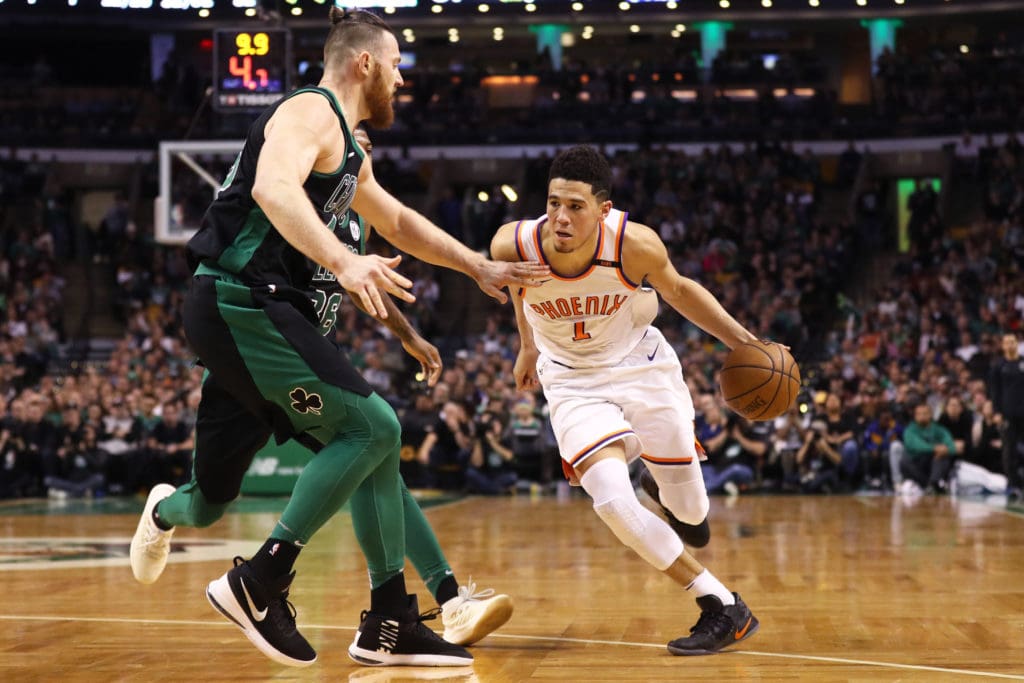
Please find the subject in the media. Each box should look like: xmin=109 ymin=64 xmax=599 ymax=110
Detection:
xmin=218 ymin=206 xmax=273 ymax=274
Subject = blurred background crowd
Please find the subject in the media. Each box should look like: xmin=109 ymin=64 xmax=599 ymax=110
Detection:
xmin=1 ymin=0 xmax=1022 ymax=503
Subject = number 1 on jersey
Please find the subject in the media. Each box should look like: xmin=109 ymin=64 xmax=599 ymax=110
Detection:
xmin=572 ymin=321 xmax=591 ymax=341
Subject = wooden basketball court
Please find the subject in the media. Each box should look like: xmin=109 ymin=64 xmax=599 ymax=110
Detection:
xmin=2 ymin=492 xmax=1022 ymax=681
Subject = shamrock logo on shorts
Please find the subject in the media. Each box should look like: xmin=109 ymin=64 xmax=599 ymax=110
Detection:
xmin=289 ymin=387 xmax=323 ymax=416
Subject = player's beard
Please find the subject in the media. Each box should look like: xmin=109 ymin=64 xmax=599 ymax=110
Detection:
xmin=365 ymin=63 xmax=395 ymax=129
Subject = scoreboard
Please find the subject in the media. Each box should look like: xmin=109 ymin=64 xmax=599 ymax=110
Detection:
xmin=212 ymin=28 xmax=291 ymax=112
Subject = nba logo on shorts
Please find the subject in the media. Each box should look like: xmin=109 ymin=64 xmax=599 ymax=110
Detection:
xmin=349 ymin=219 xmax=361 ymax=241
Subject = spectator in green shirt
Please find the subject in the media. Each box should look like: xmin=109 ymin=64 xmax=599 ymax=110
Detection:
xmin=900 ymin=401 xmax=958 ymax=493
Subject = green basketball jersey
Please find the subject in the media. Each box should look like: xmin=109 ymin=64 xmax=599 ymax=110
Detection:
xmin=187 ymin=86 xmax=365 ymax=291
xmin=308 ymin=209 xmax=366 ymax=336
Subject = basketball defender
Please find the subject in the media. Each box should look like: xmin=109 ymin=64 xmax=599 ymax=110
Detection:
xmin=491 ymin=145 xmax=761 ymax=655
xmin=130 ymin=129 xmax=514 ymax=664
xmin=129 ymin=8 xmax=541 ymax=669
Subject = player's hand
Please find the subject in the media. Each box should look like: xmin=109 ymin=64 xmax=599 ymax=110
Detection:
xmin=473 ymin=260 xmax=550 ymax=304
xmin=401 ymin=334 xmax=443 ymax=387
xmin=335 ymin=254 xmax=414 ymax=319
xmin=753 ymin=338 xmax=792 ymax=352
xmin=514 ymin=347 xmax=540 ymax=391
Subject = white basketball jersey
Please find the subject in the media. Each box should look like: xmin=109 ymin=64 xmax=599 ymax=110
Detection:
xmin=516 ymin=209 xmax=657 ymax=368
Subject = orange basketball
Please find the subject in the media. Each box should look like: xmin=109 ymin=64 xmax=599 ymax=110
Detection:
xmin=719 ymin=341 xmax=801 ymax=421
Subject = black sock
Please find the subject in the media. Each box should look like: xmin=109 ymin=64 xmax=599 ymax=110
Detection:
xmin=248 ymin=538 xmax=301 ymax=582
xmin=435 ymin=575 xmax=459 ymax=606
xmin=370 ymin=572 xmax=409 ymax=618
xmin=152 ymin=504 xmax=173 ymax=531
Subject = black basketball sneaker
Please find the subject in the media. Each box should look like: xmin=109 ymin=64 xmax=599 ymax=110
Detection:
xmin=206 ymin=556 xmax=317 ymax=667
xmin=638 ymin=467 xmax=711 ymax=548
xmin=667 ymin=593 xmax=759 ymax=656
xmin=348 ymin=594 xmax=474 ymax=667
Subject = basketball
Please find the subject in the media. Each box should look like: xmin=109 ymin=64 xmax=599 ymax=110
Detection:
xmin=719 ymin=341 xmax=801 ymax=421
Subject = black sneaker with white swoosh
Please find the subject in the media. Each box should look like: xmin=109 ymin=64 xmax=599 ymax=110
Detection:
xmin=206 ymin=556 xmax=317 ymax=667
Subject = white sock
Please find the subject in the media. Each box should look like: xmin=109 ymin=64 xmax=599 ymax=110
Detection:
xmin=687 ymin=569 xmax=735 ymax=606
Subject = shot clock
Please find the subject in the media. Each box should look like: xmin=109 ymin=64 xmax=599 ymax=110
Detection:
xmin=213 ymin=28 xmax=291 ymax=112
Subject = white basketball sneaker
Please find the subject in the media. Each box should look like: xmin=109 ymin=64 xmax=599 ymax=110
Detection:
xmin=130 ymin=483 xmax=177 ymax=584
xmin=441 ymin=580 xmax=514 ymax=646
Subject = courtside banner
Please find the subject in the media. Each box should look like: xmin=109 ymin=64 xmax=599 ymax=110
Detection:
xmin=241 ymin=440 xmax=310 ymax=495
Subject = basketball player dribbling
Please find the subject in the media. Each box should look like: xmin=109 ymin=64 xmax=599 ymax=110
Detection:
xmin=490 ymin=145 xmax=761 ymax=655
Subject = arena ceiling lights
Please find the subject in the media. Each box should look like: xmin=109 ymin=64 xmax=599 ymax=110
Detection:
xmin=0 ymin=0 xmax=1021 ymax=25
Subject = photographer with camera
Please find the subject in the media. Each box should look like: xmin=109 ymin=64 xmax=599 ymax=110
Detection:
xmin=773 ymin=403 xmax=810 ymax=492
xmin=417 ymin=399 xmax=475 ymax=491
xmin=795 ymin=416 xmax=842 ymax=494
xmin=465 ymin=408 xmax=517 ymax=495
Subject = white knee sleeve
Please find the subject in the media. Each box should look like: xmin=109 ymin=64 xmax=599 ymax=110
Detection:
xmin=580 ymin=458 xmax=684 ymax=570
xmin=644 ymin=461 xmax=710 ymax=525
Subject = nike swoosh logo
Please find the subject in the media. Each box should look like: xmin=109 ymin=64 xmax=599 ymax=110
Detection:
xmin=241 ymin=577 xmax=268 ymax=622
xmin=647 ymin=343 xmax=659 ymax=361
xmin=348 ymin=151 xmax=355 ymax=158
xmin=734 ymin=616 xmax=752 ymax=640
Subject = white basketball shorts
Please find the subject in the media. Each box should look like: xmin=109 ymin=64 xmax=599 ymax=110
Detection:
xmin=537 ymin=326 xmax=702 ymax=470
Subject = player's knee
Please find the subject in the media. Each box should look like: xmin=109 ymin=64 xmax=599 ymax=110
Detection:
xmin=371 ymin=412 xmax=401 ymax=453
xmin=592 ymin=495 xmax=684 ymax=569
xmin=658 ymin=482 xmax=711 ymax=547
xmin=362 ymin=393 xmax=402 ymax=452
xmin=659 ymin=482 xmax=710 ymax=527
xmin=582 ymin=458 xmax=683 ymax=570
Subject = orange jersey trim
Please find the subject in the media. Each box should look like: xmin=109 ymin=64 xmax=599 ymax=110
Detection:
xmin=513 ymin=220 xmax=526 ymax=261
xmin=542 ymin=218 xmax=605 ymax=281
xmin=533 ymin=218 xmax=546 ymax=264
xmin=615 ymin=211 xmax=639 ymax=290
xmin=616 ymin=266 xmax=639 ymax=290
xmin=561 ymin=459 xmax=575 ymax=481
xmin=640 ymin=435 xmax=704 ymax=464
xmin=614 ymin=210 xmax=628 ymax=260
xmin=569 ymin=429 xmax=634 ymax=465
xmin=640 ymin=452 xmax=695 ymax=465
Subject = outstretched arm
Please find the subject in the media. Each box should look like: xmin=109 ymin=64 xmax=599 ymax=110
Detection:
xmin=351 ymin=159 xmax=549 ymax=303
xmin=624 ymin=222 xmax=757 ymax=350
xmin=345 ymin=129 xmax=444 ymax=386
xmin=250 ymin=92 xmax=412 ymax=318
xmin=350 ymin=293 xmax=442 ymax=387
